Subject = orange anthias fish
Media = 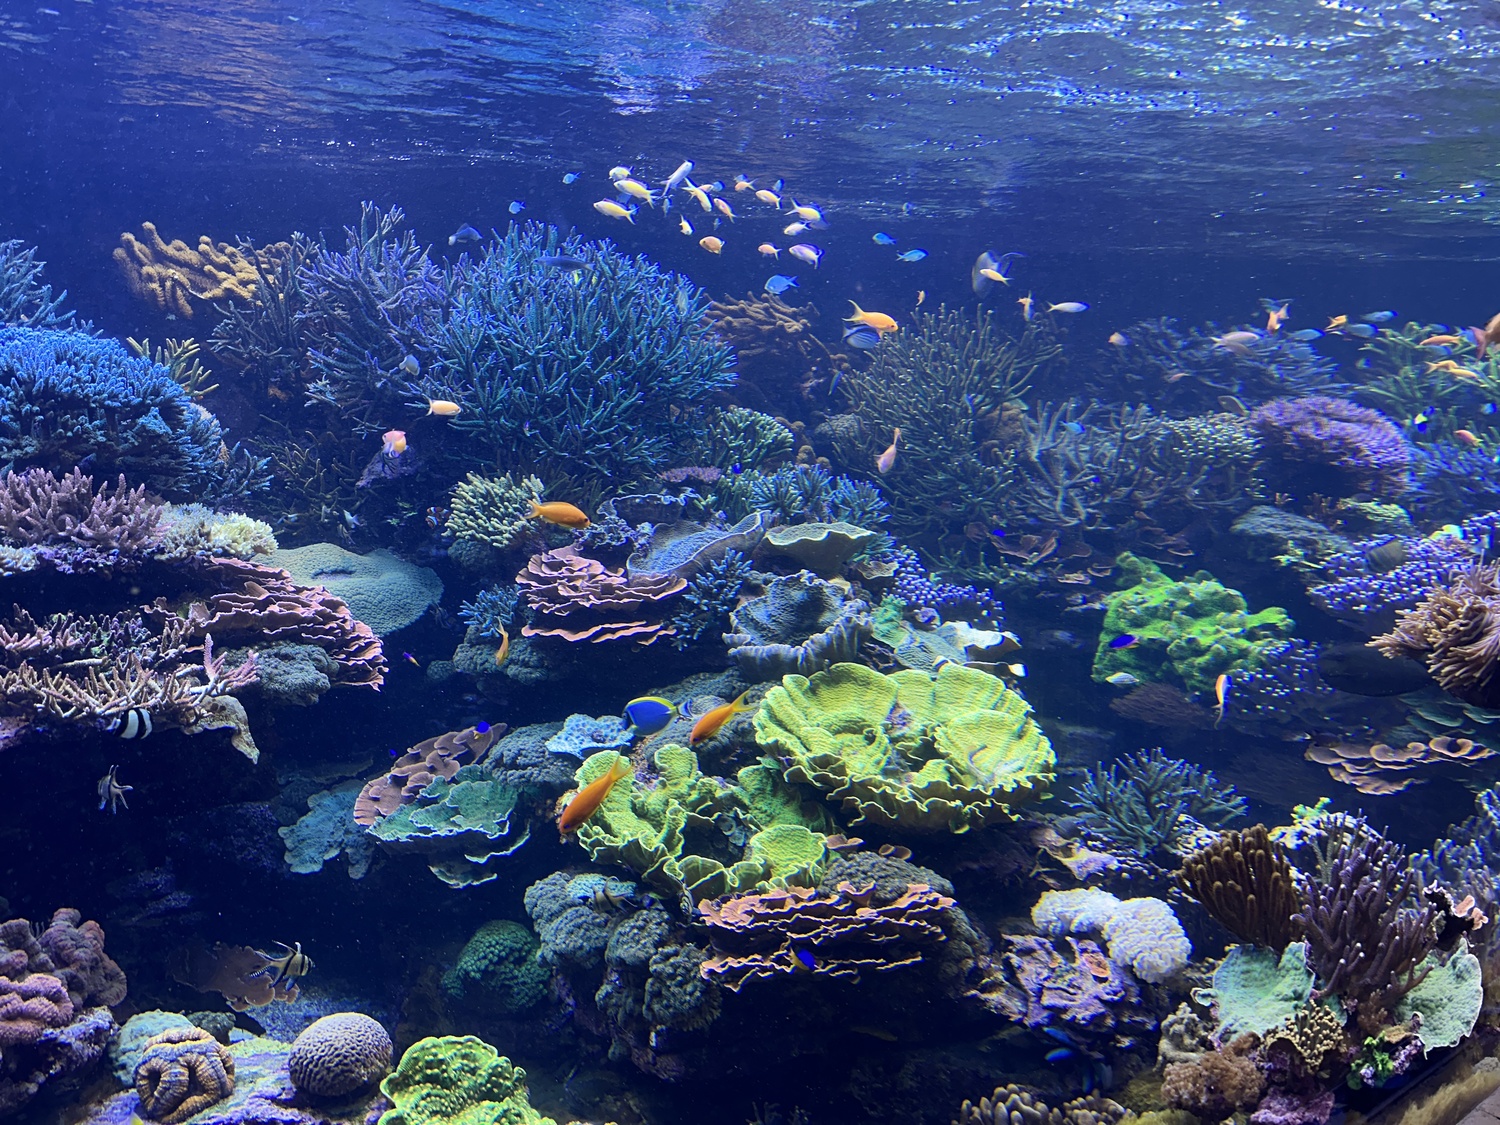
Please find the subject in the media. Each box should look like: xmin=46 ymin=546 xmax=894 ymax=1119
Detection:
xmin=1420 ymin=334 xmax=1464 ymax=347
xmin=1455 ymin=429 xmax=1483 ymax=447
xmin=877 ymin=428 xmax=901 ymax=475
xmin=426 ymin=399 xmax=462 ymax=417
xmin=690 ymin=689 xmax=756 ymax=744
xmin=529 ymin=500 xmax=591 ymax=528
xmin=382 ymin=429 xmax=407 ymax=455
xmin=559 ymin=757 xmax=632 ymax=833
xmin=846 ymin=302 xmax=899 ymax=334
xmin=1213 ymin=673 xmax=1231 ymax=729
xmin=1267 ymin=304 xmax=1289 ymax=332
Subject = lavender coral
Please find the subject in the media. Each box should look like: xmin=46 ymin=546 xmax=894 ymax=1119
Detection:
xmin=1250 ymin=395 xmax=1411 ymax=500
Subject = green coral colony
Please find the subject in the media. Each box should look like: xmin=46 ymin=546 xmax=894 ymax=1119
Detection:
xmin=7 ymin=136 xmax=1500 ymax=1125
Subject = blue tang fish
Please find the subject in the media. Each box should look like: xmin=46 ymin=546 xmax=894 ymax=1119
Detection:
xmin=1107 ymin=634 xmax=1139 ymax=650
xmin=895 ymin=248 xmax=927 ymax=262
xmin=622 ymin=696 xmax=679 ymax=738
xmin=764 ymin=274 xmax=799 ymax=295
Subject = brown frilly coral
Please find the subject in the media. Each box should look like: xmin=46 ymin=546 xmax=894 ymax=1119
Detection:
xmin=1372 ymin=562 xmax=1500 ymax=708
xmin=953 ymin=1084 xmax=1125 ymax=1125
xmin=353 ymin=724 xmax=506 ymax=826
xmin=698 ymin=880 xmax=956 ymax=992
xmin=1161 ymin=1034 xmax=1265 ymax=1119
xmin=707 ymin=292 xmax=850 ymax=417
xmin=134 ymin=1026 xmax=235 ymax=1124
xmin=114 ymin=222 xmax=284 ymax=318
xmin=517 ymin=546 xmax=685 ymax=645
xmin=1304 ymin=735 xmax=1496 ymax=794
xmin=1177 ymin=825 xmax=1302 ymax=953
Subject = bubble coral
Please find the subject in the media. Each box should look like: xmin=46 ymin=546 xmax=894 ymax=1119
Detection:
xmin=288 ymin=1013 xmax=393 ymax=1098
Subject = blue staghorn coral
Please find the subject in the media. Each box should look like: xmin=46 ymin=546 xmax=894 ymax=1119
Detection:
xmin=0 ymin=240 xmax=80 ymax=330
xmin=0 ymin=327 xmax=256 ymax=501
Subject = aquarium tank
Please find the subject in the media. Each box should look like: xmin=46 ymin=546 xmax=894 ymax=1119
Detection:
xmin=10 ymin=2 xmax=1500 ymax=1124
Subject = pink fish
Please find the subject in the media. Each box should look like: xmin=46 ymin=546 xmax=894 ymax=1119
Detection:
xmin=877 ymin=428 xmax=901 ymax=475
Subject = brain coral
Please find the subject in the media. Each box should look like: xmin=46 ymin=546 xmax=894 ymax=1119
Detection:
xmin=134 ymin=1026 xmax=236 ymax=1124
xmin=288 ymin=1012 xmax=393 ymax=1098
xmin=755 ymin=662 xmax=1055 ymax=833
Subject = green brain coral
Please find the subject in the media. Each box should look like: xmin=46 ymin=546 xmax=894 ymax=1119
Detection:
xmin=378 ymin=1035 xmax=555 ymax=1125
xmin=754 ymin=661 xmax=1055 ymax=833
xmin=442 ymin=921 xmax=548 ymax=1015
xmin=1092 ymin=553 xmax=1293 ymax=694
xmin=572 ymin=746 xmax=828 ymax=909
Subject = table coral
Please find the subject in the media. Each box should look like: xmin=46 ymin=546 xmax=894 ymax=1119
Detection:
xmin=624 ymin=511 xmax=768 ymax=580
xmin=697 ymin=880 xmax=958 ymax=992
xmin=1092 ymin=553 xmax=1293 ymax=694
xmin=365 ymin=766 xmax=530 ymax=888
xmin=378 ymin=1035 xmax=556 ymax=1125
xmin=134 ymin=1026 xmax=236 ymax=1124
xmin=517 ymin=546 xmax=686 ymax=645
xmin=754 ymin=662 xmax=1055 ymax=833
xmin=762 ymin=521 xmax=881 ymax=576
xmin=288 ymin=1012 xmax=392 ymax=1098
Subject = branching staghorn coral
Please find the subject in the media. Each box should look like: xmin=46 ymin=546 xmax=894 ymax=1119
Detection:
xmin=0 ymin=468 xmax=163 ymax=558
xmin=442 ymin=224 xmax=734 ymax=487
xmin=127 ymin=337 xmax=218 ymax=400
xmin=447 ymin=472 xmax=546 ymax=550
xmin=0 ymin=239 xmax=78 ymax=329
xmin=208 ymin=233 xmax=316 ymax=397
xmin=1067 ymin=748 xmax=1246 ymax=857
xmin=834 ymin=306 xmax=1056 ymax=543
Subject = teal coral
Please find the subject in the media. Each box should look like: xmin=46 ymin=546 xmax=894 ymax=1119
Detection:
xmin=1092 ymin=553 xmax=1294 ymax=694
xmin=694 ymin=405 xmax=794 ymax=471
xmin=1394 ymin=943 xmax=1483 ymax=1051
xmin=279 ymin=779 xmax=374 ymax=879
xmin=442 ymin=921 xmax=548 ymax=1015
xmin=1195 ymin=942 xmax=1317 ymax=1040
xmin=754 ymin=661 xmax=1055 ymax=833
xmin=378 ymin=1035 xmax=555 ymax=1125
xmin=269 ymin=543 xmax=443 ymax=637
xmin=446 ymin=472 xmax=546 ymax=551
xmin=366 ymin=766 xmax=530 ymax=888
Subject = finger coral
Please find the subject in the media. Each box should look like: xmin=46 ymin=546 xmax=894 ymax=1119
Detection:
xmin=1177 ymin=825 xmax=1302 ymax=952
xmin=114 ymin=221 xmax=274 ymax=318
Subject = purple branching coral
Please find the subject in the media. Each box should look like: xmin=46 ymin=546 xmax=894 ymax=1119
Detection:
xmin=1293 ymin=823 xmax=1436 ymax=1032
xmin=1308 ymin=535 xmax=1473 ymax=632
xmin=1251 ymin=396 xmax=1411 ymax=500
xmin=0 ymin=468 xmax=163 ymax=564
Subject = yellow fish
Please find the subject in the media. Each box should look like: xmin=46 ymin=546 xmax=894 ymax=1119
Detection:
xmin=757 ymin=243 xmax=780 ymax=258
xmin=877 ymin=427 xmax=900 ymax=475
xmin=846 ymin=302 xmax=898 ymax=334
xmin=425 ymin=399 xmax=462 ymax=417
xmin=683 ymin=183 xmax=713 ymax=211
xmin=593 ymin=200 xmax=635 ymax=223
xmin=1018 ymin=293 xmax=1034 ymax=321
xmin=689 ymin=689 xmax=757 ymax=744
xmin=529 ymin=500 xmax=591 ymax=528
xmin=979 ymin=267 xmax=1011 ymax=285
xmin=786 ymin=201 xmax=823 ymax=222
xmin=616 ymin=179 xmax=657 ymax=206
xmin=713 ymin=197 xmax=736 ymax=220
xmin=679 ymin=218 xmax=693 ymax=235
xmin=559 ymin=757 xmax=632 ymax=833
xmin=783 ymin=221 xmax=808 ymax=236
xmin=699 ymin=236 xmax=724 ymax=254
xmin=494 ymin=626 xmax=510 ymax=666
xmin=1420 ymin=334 xmax=1464 ymax=347
xmin=755 ymin=189 xmax=782 ymax=206
xmin=1327 ymin=314 xmax=1348 ymax=331
xmin=1267 ymin=304 xmax=1290 ymax=332
xmin=1213 ymin=673 xmax=1231 ymax=728
xmin=916 ymin=290 xmax=926 ymax=308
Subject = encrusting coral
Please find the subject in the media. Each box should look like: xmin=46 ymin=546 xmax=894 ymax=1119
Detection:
xmin=1177 ymin=824 xmax=1302 ymax=952
xmin=724 ymin=570 xmax=873 ymax=677
xmin=377 ymin=1035 xmax=556 ymax=1125
xmin=953 ymin=1085 xmax=1125 ymax=1125
xmin=755 ymin=661 xmax=1056 ymax=833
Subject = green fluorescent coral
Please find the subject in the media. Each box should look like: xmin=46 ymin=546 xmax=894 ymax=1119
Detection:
xmin=442 ymin=921 xmax=548 ymax=1015
xmin=754 ymin=661 xmax=1055 ymax=833
xmin=446 ymin=472 xmax=545 ymax=550
xmin=571 ymin=746 xmax=828 ymax=910
xmin=378 ymin=1035 xmax=555 ymax=1125
xmin=1092 ymin=552 xmax=1293 ymax=694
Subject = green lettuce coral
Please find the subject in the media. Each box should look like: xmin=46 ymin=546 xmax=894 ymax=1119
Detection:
xmin=378 ymin=1035 xmax=555 ymax=1125
xmin=754 ymin=661 xmax=1055 ymax=833
xmin=571 ymin=746 xmax=829 ymax=909
xmin=1092 ymin=553 xmax=1293 ymax=694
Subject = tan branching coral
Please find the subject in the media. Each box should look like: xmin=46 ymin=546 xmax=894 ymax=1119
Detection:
xmin=1304 ymin=736 xmax=1496 ymax=794
xmin=134 ymin=1026 xmax=235 ymax=1124
xmin=698 ymin=880 xmax=956 ymax=992
xmin=707 ymin=293 xmax=850 ymax=417
xmin=517 ymin=546 xmax=685 ymax=644
xmin=1372 ymin=563 xmax=1500 ymax=708
xmin=1177 ymin=825 xmax=1301 ymax=952
xmin=114 ymin=222 xmax=284 ymax=318
xmin=354 ymin=724 xmax=506 ymax=826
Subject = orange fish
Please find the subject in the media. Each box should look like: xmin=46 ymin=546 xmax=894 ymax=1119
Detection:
xmin=382 ymin=429 xmax=407 ymax=455
xmin=529 ymin=500 xmax=591 ymax=528
xmin=1455 ymin=429 xmax=1483 ymax=447
xmin=699 ymin=236 xmax=724 ymax=254
xmin=426 ymin=399 xmax=462 ymax=417
xmin=846 ymin=302 xmax=899 ymax=334
xmin=877 ymin=428 xmax=900 ymax=475
xmin=558 ymin=757 xmax=632 ymax=834
xmin=1420 ymin=334 xmax=1464 ymax=347
xmin=1266 ymin=304 xmax=1289 ymax=332
xmin=690 ymin=689 xmax=756 ymax=744
xmin=1213 ymin=673 xmax=1231 ymax=729
xmin=494 ymin=625 xmax=510 ymax=665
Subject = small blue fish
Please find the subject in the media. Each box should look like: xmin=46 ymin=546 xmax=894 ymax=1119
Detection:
xmin=1484 ymin=403 xmax=1498 ymax=415
xmin=895 ymin=249 xmax=927 ymax=262
xmin=448 ymin=224 xmax=482 ymax=246
xmin=1045 ymin=1048 xmax=1075 ymax=1063
xmin=388 ymin=747 xmax=400 ymax=758
xmin=1286 ymin=328 xmax=1323 ymax=341
xmin=562 ymin=172 xmax=581 ymax=184
xmin=792 ymin=947 xmax=817 ymax=971
xmin=828 ymin=371 xmax=843 ymax=396
xmin=1041 ymin=1027 xmax=1076 ymax=1045
xmin=842 ymin=324 xmax=882 ymax=350
xmin=1061 ymin=421 xmax=1084 ymax=435
xmin=1362 ymin=311 xmax=1396 ymax=322
xmin=729 ymin=463 xmax=743 ymax=474
xmin=764 ymin=274 xmax=799 ymax=295
xmin=872 ymin=233 xmax=897 ymax=246
xmin=1344 ymin=322 xmax=1377 ymax=339
xmin=539 ymin=254 xmax=589 ymax=270
xmin=509 ymin=200 xmax=526 ymax=215
xmin=399 ymin=355 xmax=420 ymax=377
xmin=1107 ymin=635 xmax=1139 ymax=650
xmin=475 ymin=721 xmax=492 ymax=734
xmin=623 ymin=696 xmax=678 ymax=738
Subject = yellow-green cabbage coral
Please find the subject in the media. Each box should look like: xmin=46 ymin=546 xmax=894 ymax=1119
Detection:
xmin=754 ymin=662 xmax=1055 ymax=833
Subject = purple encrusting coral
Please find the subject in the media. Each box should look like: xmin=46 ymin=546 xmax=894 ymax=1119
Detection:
xmin=890 ymin=547 xmax=1000 ymax=621
xmin=1250 ymin=395 xmax=1411 ymax=499
xmin=1308 ymin=534 xmax=1473 ymax=630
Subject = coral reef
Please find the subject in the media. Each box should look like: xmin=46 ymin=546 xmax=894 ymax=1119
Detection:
xmin=1067 ymin=748 xmax=1246 ymax=857
xmin=1250 ymin=395 xmax=1411 ymax=500
xmin=0 ymin=238 xmax=77 ymax=329
xmin=269 ymin=543 xmax=442 ymax=637
xmin=365 ymin=766 xmax=530 ymax=887
xmin=441 ymin=922 xmax=547 ymax=1015
xmin=1372 ymin=560 xmax=1500 ymax=708
xmin=670 ymin=549 xmax=753 ymax=647
xmin=1177 ymin=825 xmax=1301 ymax=951
xmin=723 ymin=571 xmax=873 ymax=677
xmin=114 ymin=222 xmax=275 ymax=318
xmin=517 ymin=546 xmax=686 ymax=645
xmin=446 ymin=472 xmax=546 ymax=551
xmin=1307 ymin=533 xmax=1473 ymax=632
xmin=353 ymin=724 xmax=502 ymax=824
xmin=1161 ymin=1035 xmax=1264 ymax=1119
xmin=755 ymin=662 xmax=1056 ymax=833
xmin=378 ymin=1035 xmax=555 ymax=1125
xmin=1304 ymin=735 xmax=1496 ymax=794
xmin=134 ymin=1026 xmax=236 ymax=1124
xmin=287 ymin=1012 xmax=392 ymax=1098
xmin=1032 ymin=889 xmax=1192 ymax=982
xmin=953 ymin=1085 xmax=1125 ymax=1125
